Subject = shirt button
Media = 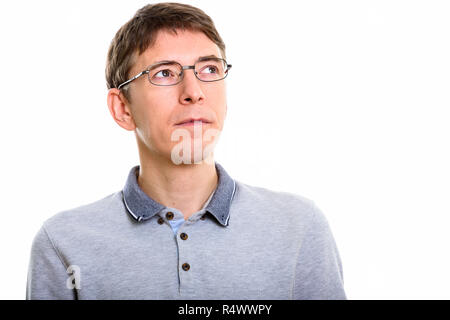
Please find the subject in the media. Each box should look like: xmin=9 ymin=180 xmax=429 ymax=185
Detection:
xmin=166 ymin=211 xmax=174 ymax=220
xmin=182 ymin=263 xmax=190 ymax=271
xmin=157 ymin=217 xmax=164 ymax=225
xmin=180 ymin=233 xmax=188 ymax=240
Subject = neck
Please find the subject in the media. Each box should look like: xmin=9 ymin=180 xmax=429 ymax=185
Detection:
xmin=136 ymin=148 xmax=218 ymax=220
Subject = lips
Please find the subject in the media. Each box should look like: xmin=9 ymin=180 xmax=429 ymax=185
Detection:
xmin=175 ymin=118 xmax=212 ymax=126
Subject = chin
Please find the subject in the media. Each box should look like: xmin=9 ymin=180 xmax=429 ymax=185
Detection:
xmin=168 ymin=141 xmax=218 ymax=165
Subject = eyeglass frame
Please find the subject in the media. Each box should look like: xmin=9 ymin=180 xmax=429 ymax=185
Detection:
xmin=117 ymin=57 xmax=232 ymax=90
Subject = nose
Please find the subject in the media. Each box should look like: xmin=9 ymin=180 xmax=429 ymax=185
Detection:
xmin=179 ymin=68 xmax=205 ymax=105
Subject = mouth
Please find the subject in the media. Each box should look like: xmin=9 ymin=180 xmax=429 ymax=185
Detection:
xmin=175 ymin=118 xmax=212 ymax=126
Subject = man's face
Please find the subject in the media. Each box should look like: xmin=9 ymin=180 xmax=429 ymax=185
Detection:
xmin=125 ymin=29 xmax=228 ymax=164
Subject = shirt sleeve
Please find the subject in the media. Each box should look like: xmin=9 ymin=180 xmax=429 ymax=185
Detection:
xmin=26 ymin=224 xmax=77 ymax=300
xmin=292 ymin=202 xmax=347 ymax=300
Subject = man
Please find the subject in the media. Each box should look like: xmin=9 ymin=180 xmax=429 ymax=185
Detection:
xmin=26 ymin=2 xmax=346 ymax=300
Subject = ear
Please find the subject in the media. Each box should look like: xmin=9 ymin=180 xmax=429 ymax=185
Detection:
xmin=107 ymin=88 xmax=136 ymax=131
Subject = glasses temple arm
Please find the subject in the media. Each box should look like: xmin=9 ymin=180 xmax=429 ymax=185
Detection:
xmin=117 ymin=71 xmax=149 ymax=90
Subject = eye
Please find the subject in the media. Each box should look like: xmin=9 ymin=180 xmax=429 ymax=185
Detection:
xmin=200 ymin=65 xmax=219 ymax=74
xmin=154 ymin=69 xmax=174 ymax=78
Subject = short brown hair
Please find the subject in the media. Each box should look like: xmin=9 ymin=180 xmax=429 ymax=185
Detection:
xmin=105 ymin=2 xmax=227 ymax=100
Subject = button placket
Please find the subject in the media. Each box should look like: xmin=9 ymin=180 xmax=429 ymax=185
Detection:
xmin=177 ymin=224 xmax=195 ymax=296
xmin=178 ymin=229 xmax=190 ymax=268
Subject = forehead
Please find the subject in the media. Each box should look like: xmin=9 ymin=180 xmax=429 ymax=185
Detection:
xmin=134 ymin=29 xmax=222 ymax=71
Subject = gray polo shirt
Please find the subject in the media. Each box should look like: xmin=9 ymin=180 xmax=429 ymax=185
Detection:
xmin=26 ymin=162 xmax=346 ymax=300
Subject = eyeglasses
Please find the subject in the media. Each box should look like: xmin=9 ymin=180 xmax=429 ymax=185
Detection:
xmin=117 ymin=57 xmax=232 ymax=90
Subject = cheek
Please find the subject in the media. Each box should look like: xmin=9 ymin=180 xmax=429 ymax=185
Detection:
xmin=133 ymin=95 xmax=176 ymax=147
xmin=132 ymin=91 xmax=168 ymax=127
xmin=214 ymin=91 xmax=228 ymax=125
xmin=206 ymin=85 xmax=227 ymax=114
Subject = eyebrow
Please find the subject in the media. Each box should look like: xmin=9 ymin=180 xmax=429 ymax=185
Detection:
xmin=150 ymin=54 xmax=220 ymax=66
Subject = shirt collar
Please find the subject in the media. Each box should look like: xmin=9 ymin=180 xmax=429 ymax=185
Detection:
xmin=122 ymin=162 xmax=236 ymax=226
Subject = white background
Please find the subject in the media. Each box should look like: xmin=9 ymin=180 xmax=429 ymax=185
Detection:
xmin=0 ymin=0 xmax=449 ymax=300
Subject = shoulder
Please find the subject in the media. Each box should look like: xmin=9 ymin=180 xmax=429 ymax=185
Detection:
xmin=232 ymin=180 xmax=324 ymax=227
xmin=234 ymin=180 xmax=314 ymax=207
xmin=41 ymin=191 xmax=125 ymax=239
